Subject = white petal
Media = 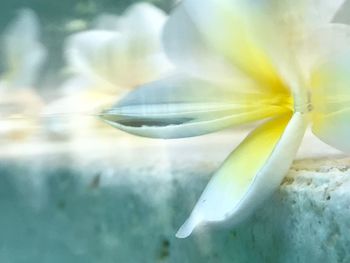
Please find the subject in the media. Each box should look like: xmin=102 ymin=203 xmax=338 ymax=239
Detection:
xmin=65 ymin=30 xmax=120 ymax=89
xmin=163 ymin=5 xmax=247 ymax=84
xmin=112 ymin=2 xmax=173 ymax=86
xmin=313 ymin=110 xmax=350 ymax=154
xmin=181 ymin=0 xmax=287 ymax=92
xmin=100 ymin=75 xmax=291 ymax=139
xmin=116 ymin=3 xmax=167 ymax=41
xmin=176 ymin=112 xmax=307 ymax=238
xmin=310 ymin=32 xmax=350 ymax=153
xmin=172 ymin=0 xmax=345 ymax=96
xmin=94 ymin=3 xmax=167 ymax=35
xmin=2 ymin=8 xmax=46 ymax=88
xmin=65 ymin=3 xmax=171 ymax=89
xmin=300 ymin=24 xmax=350 ymax=72
xmin=94 ymin=3 xmax=168 ymax=50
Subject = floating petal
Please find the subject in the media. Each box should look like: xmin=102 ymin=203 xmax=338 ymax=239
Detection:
xmin=176 ymin=112 xmax=306 ymax=238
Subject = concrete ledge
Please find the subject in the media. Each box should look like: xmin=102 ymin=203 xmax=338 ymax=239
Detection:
xmin=0 ymin=131 xmax=349 ymax=263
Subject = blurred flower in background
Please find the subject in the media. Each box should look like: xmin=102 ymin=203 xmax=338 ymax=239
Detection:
xmin=43 ymin=2 xmax=172 ymax=139
xmin=0 ymin=9 xmax=47 ymax=141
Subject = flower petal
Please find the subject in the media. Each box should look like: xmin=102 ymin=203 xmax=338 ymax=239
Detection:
xmin=163 ymin=4 xmax=248 ymax=84
xmin=171 ymin=0 xmax=345 ymax=96
xmin=253 ymin=0 xmax=345 ymax=83
xmin=66 ymin=29 xmax=171 ymax=89
xmin=311 ymin=37 xmax=350 ymax=153
xmin=65 ymin=3 xmax=171 ymax=89
xmin=2 ymin=9 xmax=46 ymax=88
xmin=93 ymin=2 xmax=166 ymax=35
xmin=176 ymin=112 xmax=307 ymax=238
xmin=180 ymin=0 xmax=287 ymax=92
xmin=65 ymin=30 xmax=118 ymax=88
xmin=100 ymin=75 xmax=291 ymax=139
xmin=300 ymin=24 xmax=350 ymax=73
xmin=112 ymin=2 xmax=167 ymax=43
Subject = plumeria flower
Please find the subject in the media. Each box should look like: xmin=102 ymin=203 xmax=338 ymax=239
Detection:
xmin=101 ymin=0 xmax=350 ymax=238
xmin=44 ymin=3 xmax=172 ymax=137
xmin=0 ymin=9 xmax=46 ymax=140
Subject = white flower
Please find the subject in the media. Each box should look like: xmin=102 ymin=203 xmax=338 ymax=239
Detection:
xmin=0 ymin=9 xmax=46 ymax=140
xmin=101 ymin=0 xmax=350 ymax=238
xmin=44 ymin=3 xmax=172 ymax=137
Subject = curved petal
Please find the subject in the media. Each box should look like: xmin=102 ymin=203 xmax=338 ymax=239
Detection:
xmin=179 ymin=0 xmax=287 ymax=92
xmin=65 ymin=30 xmax=123 ymax=89
xmin=65 ymin=3 xmax=171 ymax=90
xmin=2 ymin=8 xmax=46 ymax=88
xmin=94 ymin=3 xmax=169 ymax=59
xmin=251 ymin=0 xmax=345 ymax=85
xmin=100 ymin=75 xmax=291 ymax=139
xmin=163 ymin=5 xmax=249 ymax=84
xmin=176 ymin=112 xmax=307 ymax=238
xmin=311 ymin=38 xmax=350 ymax=153
xmin=93 ymin=3 xmax=167 ymax=34
xmin=313 ymin=110 xmax=350 ymax=154
xmin=115 ymin=2 xmax=167 ymax=44
xmin=169 ymin=0 xmax=344 ymax=96
xmin=65 ymin=29 xmax=171 ymax=89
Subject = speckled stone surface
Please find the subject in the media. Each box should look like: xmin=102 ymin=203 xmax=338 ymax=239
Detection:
xmin=0 ymin=130 xmax=349 ymax=263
